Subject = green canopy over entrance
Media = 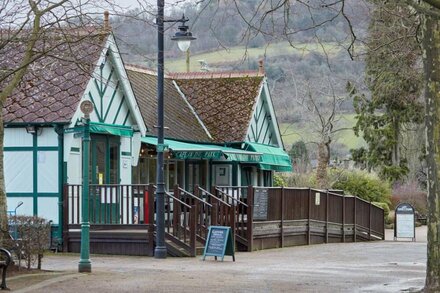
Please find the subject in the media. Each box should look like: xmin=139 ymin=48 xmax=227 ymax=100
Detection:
xmin=89 ymin=122 xmax=133 ymax=137
xmin=243 ymin=142 xmax=292 ymax=172
xmin=141 ymin=137 xmax=261 ymax=162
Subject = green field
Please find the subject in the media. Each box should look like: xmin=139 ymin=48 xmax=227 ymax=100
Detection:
xmin=165 ymin=41 xmax=341 ymax=72
xmin=280 ymin=114 xmax=366 ymax=152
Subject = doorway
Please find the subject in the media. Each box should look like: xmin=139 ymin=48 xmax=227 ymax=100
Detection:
xmin=89 ymin=134 xmax=120 ymax=223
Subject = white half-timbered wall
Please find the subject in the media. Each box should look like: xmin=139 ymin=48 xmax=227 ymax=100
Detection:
xmin=4 ymin=127 xmax=61 ymax=224
xmin=245 ymin=79 xmax=283 ymax=148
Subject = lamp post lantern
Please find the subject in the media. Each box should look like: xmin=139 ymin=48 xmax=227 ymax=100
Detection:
xmin=155 ymin=1 xmax=195 ymax=259
xmin=78 ymin=100 xmax=93 ymax=272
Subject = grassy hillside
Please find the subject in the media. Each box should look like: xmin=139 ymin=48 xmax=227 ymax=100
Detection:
xmin=280 ymin=114 xmax=366 ymax=153
xmin=165 ymin=41 xmax=341 ymax=72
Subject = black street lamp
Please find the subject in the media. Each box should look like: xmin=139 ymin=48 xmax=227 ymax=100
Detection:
xmin=155 ymin=1 xmax=196 ymax=259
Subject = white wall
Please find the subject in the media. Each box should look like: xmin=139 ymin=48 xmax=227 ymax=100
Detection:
xmin=37 ymin=151 xmax=58 ymax=192
xmin=4 ymin=128 xmax=33 ymax=147
xmin=5 ymin=151 xmax=33 ymax=192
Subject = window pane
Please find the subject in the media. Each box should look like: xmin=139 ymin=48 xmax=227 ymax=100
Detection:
xmin=96 ymin=140 xmax=106 ymax=184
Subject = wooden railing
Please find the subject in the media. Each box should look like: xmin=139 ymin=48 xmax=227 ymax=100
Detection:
xmin=215 ymin=186 xmax=253 ymax=251
xmin=174 ymin=185 xmax=212 ymax=245
xmin=154 ymin=186 xmax=197 ymax=256
xmin=64 ymin=184 xmax=149 ymax=225
xmin=64 ymin=184 xmax=385 ymax=255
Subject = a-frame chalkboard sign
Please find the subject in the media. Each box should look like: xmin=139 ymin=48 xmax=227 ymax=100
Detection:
xmin=202 ymin=226 xmax=235 ymax=261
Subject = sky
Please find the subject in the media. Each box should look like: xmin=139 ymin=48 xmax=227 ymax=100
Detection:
xmin=114 ymin=0 xmax=192 ymax=10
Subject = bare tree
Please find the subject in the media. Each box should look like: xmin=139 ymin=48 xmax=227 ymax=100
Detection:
xmin=284 ymin=74 xmax=348 ymax=188
xmin=0 ymin=0 xmax=118 ymax=243
xmin=218 ymin=0 xmax=440 ymax=290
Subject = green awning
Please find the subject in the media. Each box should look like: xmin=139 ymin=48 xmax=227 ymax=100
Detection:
xmin=89 ymin=122 xmax=133 ymax=137
xmin=243 ymin=142 xmax=293 ymax=172
xmin=141 ymin=137 xmax=261 ymax=162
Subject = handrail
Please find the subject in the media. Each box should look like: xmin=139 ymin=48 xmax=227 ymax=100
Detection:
xmin=217 ymin=185 xmax=248 ymax=188
xmin=215 ymin=188 xmax=248 ymax=207
xmin=198 ymin=187 xmax=231 ymax=207
xmin=164 ymin=190 xmax=191 ymax=209
xmin=151 ymin=185 xmax=192 ymax=209
xmin=89 ymin=184 xmax=149 ymax=187
xmin=178 ymin=187 xmax=213 ymax=208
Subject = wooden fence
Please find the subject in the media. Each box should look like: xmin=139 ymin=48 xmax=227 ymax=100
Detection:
xmin=246 ymin=187 xmax=385 ymax=251
xmin=63 ymin=184 xmax=385 ymax=255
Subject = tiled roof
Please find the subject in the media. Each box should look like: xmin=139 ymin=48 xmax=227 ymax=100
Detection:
xmin=126 ymin=65 xmax=211 ymax=142
xmin=173 ymin=71 xmax=264 ymax=143
xmin=170 ymin=71 xmax=264 ymax=79
xmin=1 ymin=29 xmax=107 ymax=123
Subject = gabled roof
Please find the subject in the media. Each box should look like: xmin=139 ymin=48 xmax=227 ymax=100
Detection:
xmin=126 ymin=65 xmax=211 ymax=142
xmin=172 ymin=71 xmax=264 ymax=143
xmin=1 ymin=28 xmax=107 ymax=123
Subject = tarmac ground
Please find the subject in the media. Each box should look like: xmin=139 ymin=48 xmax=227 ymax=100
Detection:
xmin=7 ymin=227 xmax=427 ymax=293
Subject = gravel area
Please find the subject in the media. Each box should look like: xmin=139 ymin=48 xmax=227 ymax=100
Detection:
xmin=10 ymin=227 xmax=427 ymax=293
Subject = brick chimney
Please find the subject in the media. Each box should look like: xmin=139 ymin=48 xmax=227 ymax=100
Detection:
xmin=258 ymin=59 xmax=265 ymax=75
xmin=104 ymin=11 xmax=110 ymax=31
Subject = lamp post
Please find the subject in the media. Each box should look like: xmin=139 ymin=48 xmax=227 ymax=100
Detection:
xmin=155 ymin=1 xmax=196 ymax=259
xmin=78 ymin=100 xmax=93 ymax=272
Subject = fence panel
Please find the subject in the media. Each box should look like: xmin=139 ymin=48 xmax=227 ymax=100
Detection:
xmin=344 ymin=196 xmax=355 ymax=225
xmin=327 ymin=192 xmax=343 ymax=224
xmin=309 ymin=189 xmax=327 ymax=222
xmin=283 ymin=188 xmax=309 ymax=220
xmin=355 ymin=198 xmax=370 ymax=228
xmin=267 ymin=188 xmax=282 ymax=221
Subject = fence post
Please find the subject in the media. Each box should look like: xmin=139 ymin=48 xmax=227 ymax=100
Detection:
xmin=194 ymin=185 xmax=202 ymax=236
xmin=190 ymin=205 xmax=197 ymax=257
xmin=211 ymin=202 xmax=218 ymax=226
xmin=230 ymin=203 xmax=236 ymax=251
xmin=147 ymin=184 xmax=155 ymax=256
xmin=325 ymin=190 xmax=329 ymax=244
xmin=382 ymin=207 xmax=385 ymax=240
xmin=369 ymin=201 xmax=372 ymax=240
xmin=308 ymin=188 xmax=311 ymax=245
xmin=342 ymin=194 xmax=345 ymax=243
xmin=353 ymin=197 xmax=357 ymax=242
xmin=62 ymin=184 xmax=69 ymax=252
xmin=247 ymin=185 xmax=254 ymax=252
xmin=173 ymin=185 xmax=180 ymax=238
xmin=281 ymin=187 xmax=285 ymax=248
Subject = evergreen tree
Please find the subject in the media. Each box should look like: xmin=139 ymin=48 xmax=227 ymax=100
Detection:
xmin=350 ymin=2 xmax=423 ymax=182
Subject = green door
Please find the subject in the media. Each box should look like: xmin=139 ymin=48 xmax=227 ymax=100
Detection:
xmin=89 ymin=134 xmax=120 ymax=223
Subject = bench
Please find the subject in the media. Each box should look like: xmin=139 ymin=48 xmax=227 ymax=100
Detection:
xmin=0 ymin=248 xmax=11 ymax=290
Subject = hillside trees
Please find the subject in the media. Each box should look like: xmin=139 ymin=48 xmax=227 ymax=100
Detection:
xmin=349 ymin=2 xmax=424 ymax=182
xmin=215 ymin=0 xmax=440 ymax=289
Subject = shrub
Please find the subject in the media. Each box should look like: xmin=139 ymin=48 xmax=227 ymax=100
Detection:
xmin=277 ymin=172 xmax=317 ymax=188
xmin=331 ymin=168 xmax=392 ymax=205
xmin=391 ymin=180 xmax=427 ymax=218
xmin=273 ymin=173 xmax=286 ymax=187
xmin=8 ymin=215 xmax=51 ymax=269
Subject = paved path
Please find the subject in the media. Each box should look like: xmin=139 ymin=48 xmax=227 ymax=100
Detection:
xmin=11 ymin=227 xmax=427 ymax=293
